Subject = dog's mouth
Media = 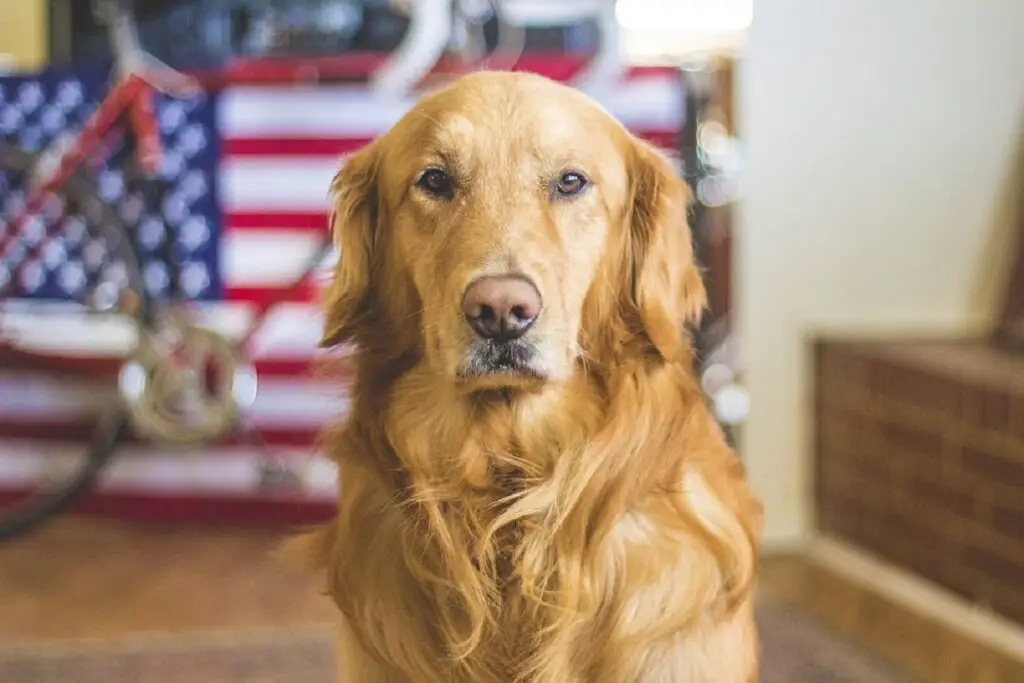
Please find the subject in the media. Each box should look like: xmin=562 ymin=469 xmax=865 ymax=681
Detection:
xmin=456 ymin=339 xmax=546 ymax=388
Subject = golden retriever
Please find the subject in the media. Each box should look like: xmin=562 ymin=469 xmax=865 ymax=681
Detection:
xmin=312 ymin=70 xmax=763 ymax=683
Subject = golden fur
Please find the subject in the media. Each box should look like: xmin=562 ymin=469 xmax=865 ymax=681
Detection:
xmin=312 ymin=71 xmax=764 ymax=683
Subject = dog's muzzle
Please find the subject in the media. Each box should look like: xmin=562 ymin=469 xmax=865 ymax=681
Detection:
xmin=459 ymin=274 xmax=544 ymax=379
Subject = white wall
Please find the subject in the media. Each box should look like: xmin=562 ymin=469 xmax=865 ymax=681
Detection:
xmin=737 ymin=0 xmax=1024 ymax=546
xmin=0 ymin=0 xmax=47 ymax=71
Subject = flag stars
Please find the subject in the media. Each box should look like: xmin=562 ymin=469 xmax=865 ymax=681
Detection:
xmin=3 ymin=72 xmax=216 ymax=303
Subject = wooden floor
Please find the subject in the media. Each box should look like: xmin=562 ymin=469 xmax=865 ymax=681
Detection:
xmin=1 ymin=518 xmax=814 ymax=644
xmin=1 ymin=518 xmax=830 ymax=644
xmin=0 ymin=516 xmax=1019 ymax=683
xmin=0 ymin=518 xmax=335 ymax=642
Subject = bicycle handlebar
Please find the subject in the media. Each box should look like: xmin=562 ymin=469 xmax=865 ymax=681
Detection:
xmin=379 ymin=0 xmax=623 ymax=97
xmin=93 ymin=0 xmax=199 ymax=97
xmin=92 ymin=0 xmax=619 ymax=99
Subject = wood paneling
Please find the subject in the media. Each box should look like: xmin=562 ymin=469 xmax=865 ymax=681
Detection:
xmin=814 ymin=339 xmax=1024 ymax=623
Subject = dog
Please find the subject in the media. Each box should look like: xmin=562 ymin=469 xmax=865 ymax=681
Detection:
xmin=311 ymin=70 xmax=763 ymax=683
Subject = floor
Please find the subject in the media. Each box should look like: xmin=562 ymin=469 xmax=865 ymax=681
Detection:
xmin=0 ymin=518 xmax=825 ymax=643
xmin=0 ymin=517 xmax=929 ymax=682
xmin=761 ymin=550 xmax=1024 ymax=683
xmin=0 ymin=518 xmax=335 ymax=642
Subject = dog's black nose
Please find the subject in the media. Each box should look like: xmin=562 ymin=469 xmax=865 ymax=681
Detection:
xmin=462 ymin=275 xmax=541 ymax=342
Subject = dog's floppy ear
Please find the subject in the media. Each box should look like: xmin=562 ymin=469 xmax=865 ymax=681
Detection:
xmin=320 ymin=142 xmax=380 ymax=348
xmin=628 ymin=139 xmax=707 ymax=361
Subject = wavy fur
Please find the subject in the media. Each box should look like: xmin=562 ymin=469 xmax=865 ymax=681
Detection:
xmin=312 ymin=72 xmax=763 ymax=683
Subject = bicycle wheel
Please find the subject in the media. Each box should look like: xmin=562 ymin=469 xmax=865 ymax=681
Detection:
xmin=0 ymin=142 xmax=145 ymax=541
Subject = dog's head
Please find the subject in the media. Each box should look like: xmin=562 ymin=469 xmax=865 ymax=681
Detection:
xmin=321 ymin=71 xmax=705 ymax=391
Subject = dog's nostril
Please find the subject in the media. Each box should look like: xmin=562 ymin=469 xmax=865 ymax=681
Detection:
xmin=462 ymin=275 xmax=542 ymax=341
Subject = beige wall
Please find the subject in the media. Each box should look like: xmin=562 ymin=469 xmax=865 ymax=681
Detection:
xmin=0 ymin=0 xmax=48 ymax=71
xmin=737 ymin=0 xmax=1024 ymax=545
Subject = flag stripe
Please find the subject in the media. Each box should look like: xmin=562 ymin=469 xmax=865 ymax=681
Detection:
xmin=215 ymin=52 xmax=680 ymax=89
xmin=220 ymin=76 xmax=683 ymax=138
xmin=0 ymin=300 xmax=336 ymax=361
xmin=223 ymin=129 xmax=678 ymax=159
xmin=223 ymin=284 xmax=321 ymax=309
xmin=219 ymin=157 xmax=337 ymax=212
xmin=222 ymin=136 xmax=373 ymax=157
xmin=0 ymin=443 xmax=337 ymax=498
xmin=225 ymin=211 xmax=329 ymax=232
xmin=221 ymin=230 xmax=326 ymax=288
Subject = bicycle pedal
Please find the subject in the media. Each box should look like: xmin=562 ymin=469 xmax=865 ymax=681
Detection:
xmin=117 ymin=289 xmax=141 ymax=316
xmin=257 ymin=464 xmax=304 ymax=493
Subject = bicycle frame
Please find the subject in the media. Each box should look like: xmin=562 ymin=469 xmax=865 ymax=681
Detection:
xmin=373 ymin=0 xmax=623 ymax=97
xmin=0 ymin=1 xmax=334 ymax=364
xmin=0 ymin=77 xmax=150 ymax=289
xmin=0 ymin=0 xmax=193 ymax=303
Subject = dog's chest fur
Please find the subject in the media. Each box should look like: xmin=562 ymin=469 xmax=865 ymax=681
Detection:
xmin=447 ymin=460 xmax=556 ymax=666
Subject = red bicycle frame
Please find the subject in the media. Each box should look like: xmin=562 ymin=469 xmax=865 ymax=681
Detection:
xmin=0 ymin=0 xmax=189 ymax=301
xmin=0 ymin=1 xmax=335 ymax=368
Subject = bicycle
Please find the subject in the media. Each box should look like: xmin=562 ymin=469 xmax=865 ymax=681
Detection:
xmin=0 ymin=0 xmax=336 ymax=540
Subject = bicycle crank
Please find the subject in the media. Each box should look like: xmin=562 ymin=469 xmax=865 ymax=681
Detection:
xmin=118 ymin=318 xmax=258 ymax=445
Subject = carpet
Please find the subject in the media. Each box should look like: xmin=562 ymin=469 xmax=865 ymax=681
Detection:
xmin=0 ymin=604 xmax=917 ymax=683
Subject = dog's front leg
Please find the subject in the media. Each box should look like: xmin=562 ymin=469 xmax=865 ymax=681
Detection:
xmin=336 ymin=616 xmax=406 ymax=683
xmin=611 ymin=599 xmax=759 ymax=683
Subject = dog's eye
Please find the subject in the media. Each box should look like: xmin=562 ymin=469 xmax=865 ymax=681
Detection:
xmin=416 ymin=168 xmax=454 ymax=198
xmin=554 ymin=171 xmax=588 ymax=198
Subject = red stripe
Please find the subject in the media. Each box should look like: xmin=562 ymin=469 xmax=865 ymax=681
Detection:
xmin=0 ymin=346 xmax=348 ymax=379
xmin=224 ymin=211 xmax=329 ymax=232
xmin=636 ymin=130 xmax=679 ymax=150
xmin=201 ymin=51 xmax=681 ymax=89
xmin=222 ymin=130 xmax=677 ymax=160
xmin=225 ymin=283 xmax=321 ymax=307
xmin=0 ymin=422 xmax=328 ymax=447
xmin=0 ymin=489 xmax=335 ymax=527
xmin=223 ymin=136 xmax=373 ymax=158
xmin=0 ymin=346 xmax=115 ymax=379
xmin=0 ymin=421 xmax=106 ymax=442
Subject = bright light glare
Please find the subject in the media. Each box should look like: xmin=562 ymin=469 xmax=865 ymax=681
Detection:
xmin=615 ymin=0 xmax=753 ymax=32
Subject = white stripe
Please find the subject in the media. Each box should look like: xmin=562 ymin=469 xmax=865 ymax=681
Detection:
xmin=0 ymin=306 xmax=138 ymax=355
xmin=603 ymin=76 xmax=685 ymax=131
xmin=245 ymin=302 xmax=339 ymax=358
xmin=0 ymin=372 xmax=348 ymax=426
xmin=219 ymin=157 xmax=338 ymax=212
xmin=0 ymin=373 xmax=112 ymax=418
xmin=251 ymin=376 xmax=349 ymax=428
xmin=219 ymin=75 xmax=683 ymax=139
xmin=0 ymin=442 xmax=338 ymax=498
xmin=221 ymin=86 xmax=415 ymax=138
xmin=0 ymin=301 xmax=254 ymax=356
xmin=222 ymin=230 xmax=326 ymax=288
xmin=0 ymin=303 xmax=330 ymax=358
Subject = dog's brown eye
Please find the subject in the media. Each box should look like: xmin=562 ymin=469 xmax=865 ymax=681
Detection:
xmin=554 ymin=171 xmax=588 ymax=197
xmin=417 ymin=168 xmax=454 ymax=197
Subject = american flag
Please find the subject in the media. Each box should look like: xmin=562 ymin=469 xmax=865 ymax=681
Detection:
xmin=216 ymin=59 xmax=686 ymax=359
xmin=0 ymin=58 xmax=685 ymax=516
